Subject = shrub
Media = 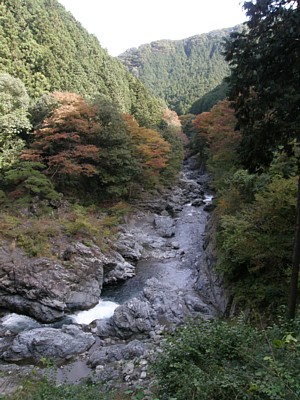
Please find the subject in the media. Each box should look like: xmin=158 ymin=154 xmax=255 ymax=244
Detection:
xmin=153 ymin=317 xmax=300 ymax=400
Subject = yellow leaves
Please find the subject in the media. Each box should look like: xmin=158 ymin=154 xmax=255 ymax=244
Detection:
xmin=123 ymin=114 xmax=171 ymax=176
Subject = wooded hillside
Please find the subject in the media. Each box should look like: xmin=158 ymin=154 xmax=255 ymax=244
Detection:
xmin=0 ymin=0 xmax=163 ymax=127
xmin=119 ymin=28 xmax=238 ymax=114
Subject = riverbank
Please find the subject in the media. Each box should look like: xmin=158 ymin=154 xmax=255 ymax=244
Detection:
xmin=0 ymin=157 xmax=225 ymax=396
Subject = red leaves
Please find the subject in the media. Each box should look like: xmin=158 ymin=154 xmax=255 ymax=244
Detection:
xmin=24 ymin=92 xmax=101 ymax=179
xmin=193 ymin=101 xmax=240 ymax=157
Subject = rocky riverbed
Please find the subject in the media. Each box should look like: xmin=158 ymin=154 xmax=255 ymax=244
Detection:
xmin=0 ymin=157 xmax=227 ymax=396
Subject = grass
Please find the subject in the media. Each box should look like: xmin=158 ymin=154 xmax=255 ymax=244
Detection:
xmin=0 ymin=201 xmax=131 ymax=259
xmin=2 ymin=374 xmax=154 ymax=400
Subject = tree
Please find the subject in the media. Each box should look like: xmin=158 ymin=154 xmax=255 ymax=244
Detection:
xmin=0 ymin=0 xmax=163 ymax=127
xmin=224 ymin=0 xmax=300 ymax=318
xmin=4 ymin=161 xmax=60 ymax=201
xmin=191 ymin=101 xmax=239 ymax=184
xmin=22 ymin=92 xmax=101 ymax=193
xmin=91 ymin=96 xmax=138 ymax=197
xmin=0 ymin=73 xmax=32 ymax=170
xmin=23 ymin=93 xmax=139 ymax=199
xmin=123 ymin=114 xmax=171 ymax=187
xmin=219 ymin=174 xmax=297 ymax=308
xmin=119 ymin=29 xmax=232 ymax=115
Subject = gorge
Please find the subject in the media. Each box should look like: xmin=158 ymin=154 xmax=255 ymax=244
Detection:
xmin=0 ymin=157 xmax=225 ymax=395
xmin=1 ymin=0 xmax=299 ymax=398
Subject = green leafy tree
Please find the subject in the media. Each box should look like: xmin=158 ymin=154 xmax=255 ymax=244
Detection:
xmin=219 ymin=175 xmax=297 ymax=308
xmin=0 ymin=73 xmax=32 ymax=169
xmin=123 ymin=114 xmax=171 ymax=188
xmin=91 ymin=96 xmax=139 ymax=198
xmin=190 ymin=80 xmax=229 ymax=114
xmin=224 ymin=0 xmax=300 ymax=318
xmin=154 ymin=317 xmax=300 ymax=400
xmin=4 ymin=161 xmax=60 ymax=201
xmin=23 ymin=93 xmax=141 ymax=200
xmin=29 ymin=93 xmax=59 ymax=129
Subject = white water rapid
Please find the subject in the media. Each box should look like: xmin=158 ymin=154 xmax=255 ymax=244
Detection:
xmin=71 ymin=300 xmax=119 ymax=325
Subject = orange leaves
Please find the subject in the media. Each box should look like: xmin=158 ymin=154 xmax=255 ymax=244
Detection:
xmin=44 ymin=92 xmax=100 ymax=136
xmin=123 ymin=114 xmax=170 ymax=177
xmin=25 ymin=92 xmax=101 ymax=180
xmin=193 ymin=100 xmax=239 ymax=157
xmin=72 ymin=144 xmax=99 ymax=160
xmin=47 ymin=145 xmax=99 ymax=177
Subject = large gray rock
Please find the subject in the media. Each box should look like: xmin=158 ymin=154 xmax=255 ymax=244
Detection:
xmin=88 ymin=339 xmax=147 ymax=367
xmin=102 ymin=250 xmax=135 ymax=284
xmin=0 ymin=242 xmax=104 ymax=322
xmin=112 ymin=298 xmax=154 ymax=338
xmin=195 ymin=218 xmax=229 ymax=316
xmin=1 ymin=313 xmax=42 ymax=333
xmin=153 ymin=215 xmax=175 ymax=238
xmin=114 ymin=232 xmax=143 ymax=262
xmin=95 ymin=278 xmax=213 ymax=339
xmin=2 ymin=325 xmax=95 ymax=361
xmin=95 ymin=297 xmax=155 ymax=339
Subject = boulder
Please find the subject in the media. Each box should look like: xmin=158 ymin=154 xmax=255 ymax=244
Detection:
xmin=102 ymin=250 xmax=135 ymax=284
xmin=2 ymin=325 xmax=95 ymax=361
xmin=95 ymin=278 xmax=212 ymax=339
xmin=114 ymin=233 xmax=143 ymax=262
xmin=88 ymin=339 xmax=147 ymax=367
xmin=0 ymin=241 xmax=103 ymax=322
xmin=153 ymin=215 xmax=175 ymax=238
xmin=112 ymin=298 xmax=155 ymax=338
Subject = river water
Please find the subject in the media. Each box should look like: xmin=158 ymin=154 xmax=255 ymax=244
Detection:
xmin=1 ymin=160 xmax=213 ymax=329
xmin=99 ymin=160 xmax=213 ymax=313
xmin=0 ymin=159 xmax=217 ymax=391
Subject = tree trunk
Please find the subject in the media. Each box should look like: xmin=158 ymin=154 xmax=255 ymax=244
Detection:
xmin=288 ymin=169 xmax=300 ymax=319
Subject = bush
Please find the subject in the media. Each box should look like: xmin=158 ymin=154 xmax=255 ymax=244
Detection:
xmin=153 ymin=317 xmax=300 ymax=400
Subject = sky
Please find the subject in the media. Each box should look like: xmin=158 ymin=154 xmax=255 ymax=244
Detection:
xmin=58 ymin=0 xmax=247 ymax=56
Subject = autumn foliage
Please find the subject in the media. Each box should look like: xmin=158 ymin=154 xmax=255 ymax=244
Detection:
xmin=22 ymin=93 xmax=101 ymax=183
xmin=18 ymin=92 xmax=176 ymax=199
xmin=191 ymin=101 xmax=240 ymax=184
xmin=123 ymin=114 xmax=170 ymax=182
xmin=192 ymin=100 xmax=238 ymax=158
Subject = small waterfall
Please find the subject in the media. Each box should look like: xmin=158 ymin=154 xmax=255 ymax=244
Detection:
xmin=71 ymin=300 xmax=119 ymax=325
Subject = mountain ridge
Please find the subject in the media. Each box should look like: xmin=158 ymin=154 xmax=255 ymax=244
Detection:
xmin=0 ymin=0 xmax=163 ymax=127
xmin=119 ymin=26 xmax=242 ymax=114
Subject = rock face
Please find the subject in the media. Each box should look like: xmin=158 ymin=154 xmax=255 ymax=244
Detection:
xmin=114 ymin=233 xmax=143 ymax=262
xmin=0 ymin=241 xmax=135 ymax=323
xmin=2 ymin=325 xmax=95 ymax=361
xmin=95 ymin=278 xmax=213 ymax=339
xmin=102 ymin=250 xmax=135 ymax=284
xmin=0 ymin=156 xmax=226 ymax=396
xmin=153 ymin=216 xmax=175 ymax=238
xmin=88 ymin=339 xmax=148 ymax=367
xmin=195 ymin=217 xmax=229 ymax=315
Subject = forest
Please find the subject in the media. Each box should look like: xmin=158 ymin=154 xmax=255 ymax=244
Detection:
xmin=0 ymin=0 xmax=300 ymax=399
xmin=0 ymin=0 xmax=163 ymax=128
xmin=0 ymin=0 xmax=186 ymax=208
xmin=119 ymin=29 xmax=235 ymax=115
